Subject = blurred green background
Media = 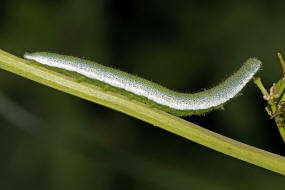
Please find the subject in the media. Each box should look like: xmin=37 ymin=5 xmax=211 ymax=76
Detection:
xmin=0 ymin=0 xmax=285 ymax=189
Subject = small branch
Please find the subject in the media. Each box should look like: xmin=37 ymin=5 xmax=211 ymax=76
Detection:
xmin=278 ymin=52 xmax=285 ymax=77
xmin=254 ymin=53 xmax=285 ymax=144
xmin=253 ymin=77 xmax=269 ymax=98
xmin=276 ymin=119 xmax=285 ymax=144
xmin=0 ymin=49 xmax=285 ymax=175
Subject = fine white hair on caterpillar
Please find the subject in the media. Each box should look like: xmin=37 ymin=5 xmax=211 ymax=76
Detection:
xmin=24 ymin=52 xmax=261 ymax=116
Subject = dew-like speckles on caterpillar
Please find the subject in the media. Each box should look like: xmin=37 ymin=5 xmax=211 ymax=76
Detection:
xmin=23 ymin=52 xmax=261 ymax=116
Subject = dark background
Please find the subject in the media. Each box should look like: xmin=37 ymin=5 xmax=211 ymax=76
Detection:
xmin=0 ymin=0 xmax=285 ymax=189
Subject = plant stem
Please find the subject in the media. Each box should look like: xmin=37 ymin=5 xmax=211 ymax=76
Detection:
xmin=253 ymin=77 xmax=269 ymax=98
xmin=278 ymin=52 xmax=285 ymax=77
xmin=275 ymin=116 xmax=285 ymax=144
xmin=0 ymin=49 xmax=285 ymax=175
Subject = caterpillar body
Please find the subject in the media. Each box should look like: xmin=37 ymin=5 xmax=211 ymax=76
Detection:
xmin=24 ymin=52 xmax=261 ymax=116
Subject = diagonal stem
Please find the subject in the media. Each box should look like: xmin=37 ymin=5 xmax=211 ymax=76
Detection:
xmin=0 ymin=49 xmax=285 ymax=175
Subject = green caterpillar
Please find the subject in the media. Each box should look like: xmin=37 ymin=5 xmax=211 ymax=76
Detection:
xmin=24 ymin=52 xmax=261 ymax=116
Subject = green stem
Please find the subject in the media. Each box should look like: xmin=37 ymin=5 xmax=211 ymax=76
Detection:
xmin=278 ymin=52 xmax=285 ymax=77
xmin=1 ymin=49 xmax=285 ymax=175
xmin=253 ymin=77 xmax=269 ymax=98
xmin=278 ymin=127 xmax=285 ymax=144
xmin=275 ymin=117 xmax=285 ymax=144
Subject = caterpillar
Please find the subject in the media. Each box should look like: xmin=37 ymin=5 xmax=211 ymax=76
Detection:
xmin=24 ymin=52 xmax=261 ymax=116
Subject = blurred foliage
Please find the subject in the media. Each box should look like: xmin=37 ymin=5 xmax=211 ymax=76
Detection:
xmin=0 ymin=0 xmax=285 ymax=189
